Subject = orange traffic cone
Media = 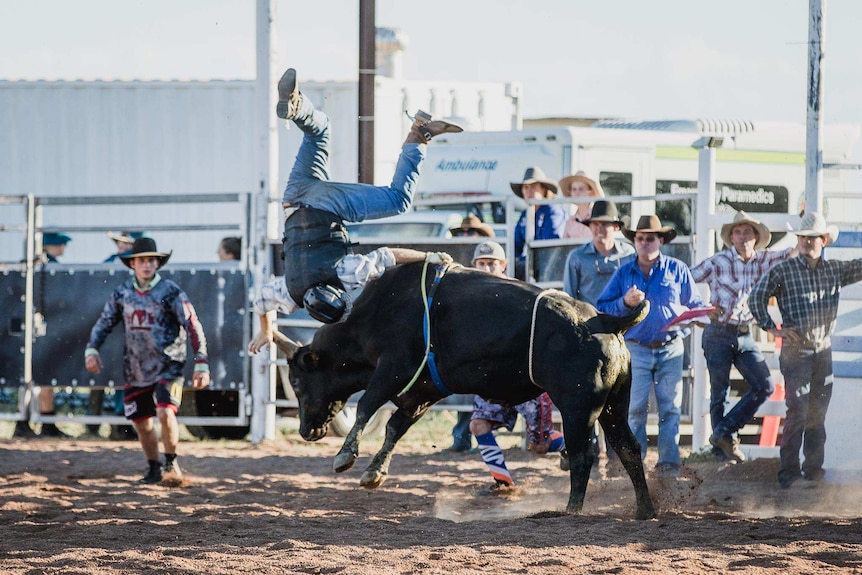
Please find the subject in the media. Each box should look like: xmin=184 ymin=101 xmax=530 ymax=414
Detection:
xmin=759 ymin=381 xmax=786 ymax=447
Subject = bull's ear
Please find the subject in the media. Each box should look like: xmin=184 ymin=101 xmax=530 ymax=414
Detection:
xmin=297 ymin=349 xmax=321 ymax=372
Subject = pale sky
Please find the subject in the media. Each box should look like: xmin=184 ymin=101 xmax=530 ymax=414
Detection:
xmin=3 ymin=0 xmax=860 ymax=127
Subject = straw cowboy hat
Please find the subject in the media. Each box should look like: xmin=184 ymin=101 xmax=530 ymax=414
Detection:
xmin=718 ymin=211 xmax=772 ymax=251
xmin=558 ymin=171 xmax=605 ymax=198
xmin=510 ymin=166 xmax=559 ymax=199
xmin=581 ymin=200 xmax=626 ymax=227
xmin=789 ymin=211 xmax=839 ymax=246
xmin=449 ymin=214 xmax=494 ymax=237
xmin=472 ymin=240 xmax=507 ymax=264
xmin=120 ymin=237 xmax=172 ymax=269
xmin=622 ymin=215 xmax=678 ymax=243
xmin=107 ymin=230 xmax=146 ymax=245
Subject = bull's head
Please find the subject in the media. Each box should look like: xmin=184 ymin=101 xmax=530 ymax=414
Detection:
xmin=276 ymin=332 xmax=370 ymax=442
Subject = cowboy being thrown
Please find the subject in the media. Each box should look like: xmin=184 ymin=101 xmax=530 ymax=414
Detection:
xmin=249 ymin=69 xmax=462 ymax=353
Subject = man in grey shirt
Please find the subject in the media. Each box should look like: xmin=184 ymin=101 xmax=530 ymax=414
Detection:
xmin=563 ymin=200 xmax=635 ymax=306
xmin=562 ymin=199 xmax=634 ymax=477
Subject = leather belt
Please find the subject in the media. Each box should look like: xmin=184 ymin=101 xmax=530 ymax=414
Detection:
xmin=712 ymin=322 xmax=751 ymax=335
xmin=629 ymin=337 xmax=678 ymax=349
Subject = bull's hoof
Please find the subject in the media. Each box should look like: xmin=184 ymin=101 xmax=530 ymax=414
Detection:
xmin=636 ymin=505 xmax=658 ymax=520
xmin=359 ymin=469 xmax=387 ymax=489
xmin=333 ymin=452 xmax=357 ymax=473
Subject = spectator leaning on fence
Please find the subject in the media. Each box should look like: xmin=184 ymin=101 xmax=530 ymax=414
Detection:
xmin=690 ymin=211 xmax=796 ymax=463
xmin=510 ymin=166 xmax=566 ymax=280
xmin=749 ymin=212 xmax=862 ymax=489
xmin=559 ymin=171 xmax=605 ymax=240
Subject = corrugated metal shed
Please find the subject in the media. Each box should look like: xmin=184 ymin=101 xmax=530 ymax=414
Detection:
xmin=0 ymin=77 xmax=520 ymax=263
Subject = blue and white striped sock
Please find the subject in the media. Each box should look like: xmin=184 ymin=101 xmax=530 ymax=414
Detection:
xmin=475 ymin=431 xmax=514 ymax=486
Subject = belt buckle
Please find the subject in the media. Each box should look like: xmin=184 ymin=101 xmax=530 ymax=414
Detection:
xmin=737 ymin=324 xmax=750 ymax=335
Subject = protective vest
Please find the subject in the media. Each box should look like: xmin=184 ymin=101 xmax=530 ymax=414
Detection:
xmin=283 ymin=207 xmax=352 ymax=307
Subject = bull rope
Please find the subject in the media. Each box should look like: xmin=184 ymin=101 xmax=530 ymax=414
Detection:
xmin=396 ymin=261 xmax=433 ymax=398
xmin=528 ymin=289 xmax=560 ymax=388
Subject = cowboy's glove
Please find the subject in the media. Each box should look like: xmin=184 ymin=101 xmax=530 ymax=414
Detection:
xmin=425 ymin=252 xmax=453 ymax=265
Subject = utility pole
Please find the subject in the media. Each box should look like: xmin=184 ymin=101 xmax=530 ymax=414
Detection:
xmin=804 ymin=0 xmax=825 ymax=215
xmin=358 ymin=0 xmax=375 ymax=184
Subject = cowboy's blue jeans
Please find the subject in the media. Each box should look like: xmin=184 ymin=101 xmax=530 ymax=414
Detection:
xmin=702 ymin=324 xmax=774 ymax=437
xmin=627 ymin=338 xmax=684 ymax=468
xmin=778 ymin=344 xmax=833 ymax=482
xmin=282 ymin=97 xmax=425 ymax=223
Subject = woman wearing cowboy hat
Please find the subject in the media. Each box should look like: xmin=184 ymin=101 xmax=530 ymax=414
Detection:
xmin=85 ymin=237 xmax=210 ymax=484
xmin=750 ymin=212 xmax=862 ymax=489
xmin=690 ymin=211 xmax=797 ymax=463
xmin=597 ymin=214 xmax=707 ymax=478
xmin=510 ymin=166 xmax=566 ymax=280
xmin=559 ymin=171 xmax=605 ymax=240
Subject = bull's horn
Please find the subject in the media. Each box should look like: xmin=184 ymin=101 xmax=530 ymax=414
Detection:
xmin=272 ymin=331 xmax=300 ymax=359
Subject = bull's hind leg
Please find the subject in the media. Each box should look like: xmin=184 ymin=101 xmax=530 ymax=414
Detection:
xmin=360 ymin=408 xmax=426 ymax=488
xmin=599 ymin=405 xmax=657 ymax=520
xmin=558 ymin=411 xmax=596 ymax=514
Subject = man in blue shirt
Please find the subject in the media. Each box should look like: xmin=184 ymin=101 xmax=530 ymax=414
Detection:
xmin=597 ymin=215 xmax=706 ymax=477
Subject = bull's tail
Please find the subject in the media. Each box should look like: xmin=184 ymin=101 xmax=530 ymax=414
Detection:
xmin=586 ymin=300 xmax=650 ymax=335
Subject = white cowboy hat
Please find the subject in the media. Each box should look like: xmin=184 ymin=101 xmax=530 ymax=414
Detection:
xmin=788 ymin=212 xmax=839 ymax=246
xmin=719 ymin=211 xmax=772 ymax=251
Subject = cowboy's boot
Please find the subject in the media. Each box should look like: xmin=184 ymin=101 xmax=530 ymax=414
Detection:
xmin=276 ymin=68 xmax=302 ymax=120
xmin=405 ymin=110 xmax=463 ymax=144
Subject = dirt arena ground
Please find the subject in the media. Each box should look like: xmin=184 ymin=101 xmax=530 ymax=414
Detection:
xmin=2 ymin=419 xmax=861 ymax=575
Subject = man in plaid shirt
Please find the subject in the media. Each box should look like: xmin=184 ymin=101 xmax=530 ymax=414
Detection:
xmin=690 ymin=211 xmax=795 ymax=463
xmin=750 ymin=212 xmax=862 ymax=489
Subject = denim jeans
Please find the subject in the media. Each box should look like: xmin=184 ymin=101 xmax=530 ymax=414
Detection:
xmin=282 ymin=96 xmax=425 ymax=223
xmin=778 ymin=344 xmax=833 ymax=482
xmin=702 ymin=324 xmax=774 ymax=437
xmin=627 ymin=338 xmax=684 ymax=468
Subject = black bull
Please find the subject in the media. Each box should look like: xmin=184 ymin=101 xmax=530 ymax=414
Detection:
xmin=278 ymin=262 xmax=657 ymax=520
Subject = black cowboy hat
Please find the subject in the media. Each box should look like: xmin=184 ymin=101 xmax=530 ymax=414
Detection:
xmin=120 ymin=237 xmax=172 ymax=269
xmin=580 ymin=200 xmax=627 ymax=227
xmin=621 ymin=214 xmax=678 ymax=243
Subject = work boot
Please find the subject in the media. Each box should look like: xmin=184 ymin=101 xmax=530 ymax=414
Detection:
xmin=405 ymin=110 xmax=463 ymax=144
xmin=39 ymin=422 xmax=71 ymax=438
xmin=140 ymin=460 xmax=163 ymax=484
xmin=709 ymin=432 xmax=746 ymax=463
xmin=276 ymin=68 xmax=302 ymax=120
xmin=13 ymin=421 xmax=36 ymax=438
xmin=163 ymin=460 xmax=183 ymax=481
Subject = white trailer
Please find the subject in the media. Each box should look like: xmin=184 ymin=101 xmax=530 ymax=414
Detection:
xmin=416 ymin=119 xmax=860 ymax=232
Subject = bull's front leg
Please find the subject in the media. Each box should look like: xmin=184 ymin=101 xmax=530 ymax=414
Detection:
xmin=333 ymin=385 xmax=392 ymax=474
xmin=358 ymin=408 xmax=420 ymax=488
